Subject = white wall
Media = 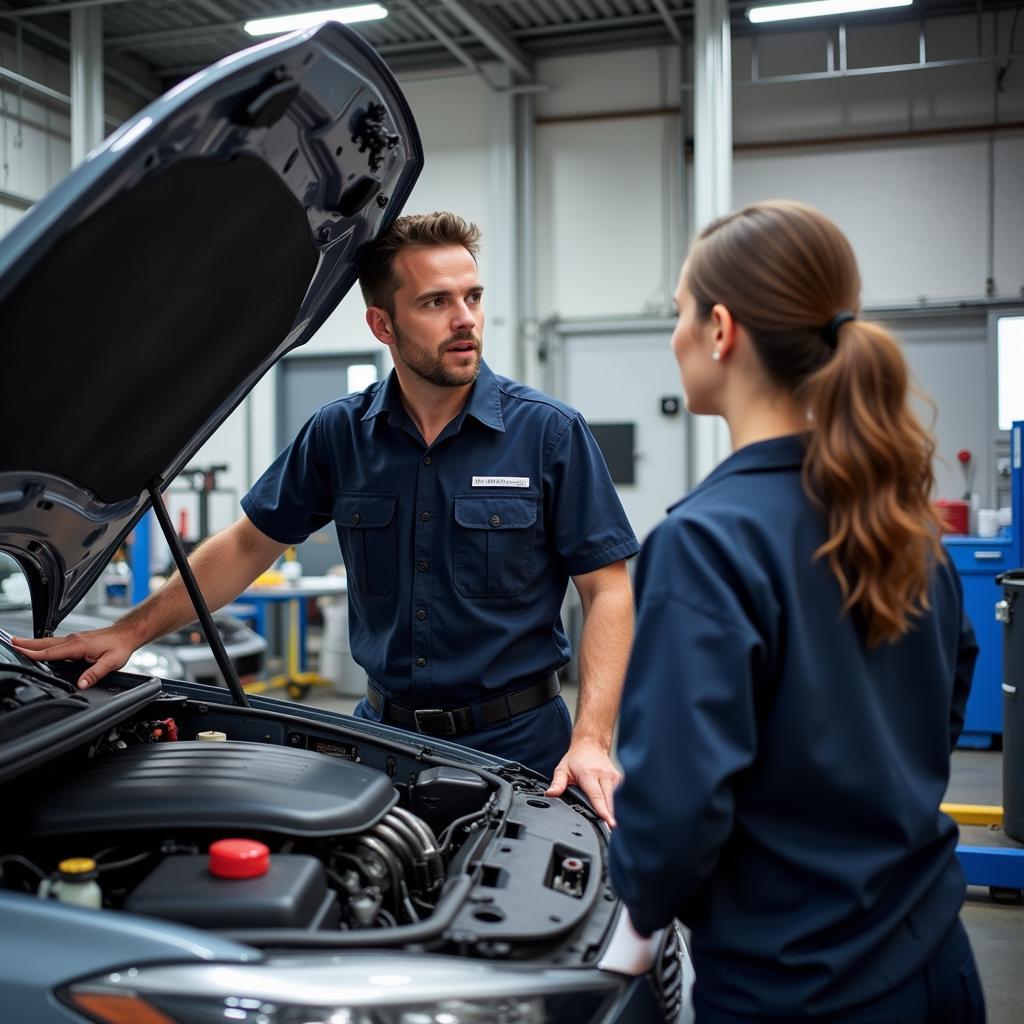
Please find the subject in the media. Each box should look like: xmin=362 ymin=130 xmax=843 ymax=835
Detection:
xmin=0 ymin=27 xmax=141 ymax=236
xmin=533 ymin=12 xmax=1022 ymax=504
xmin=536 ymin=47 xmax=686 ymax=319
xmin=536 ymin=11 xmax=1024 ymax=319
xmin=734 ymin=137 xmax=998 ymax=303
xmin=0 ymin=29 xmax=72 ymax=236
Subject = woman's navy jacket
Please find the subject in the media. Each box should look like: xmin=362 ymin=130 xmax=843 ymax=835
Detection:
xmin=610 ymin=434 xmax=978 ymax=1018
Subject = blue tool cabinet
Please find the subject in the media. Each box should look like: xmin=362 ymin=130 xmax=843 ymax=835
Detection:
xmin=943 ymin=422 xmax=1023 ymax=747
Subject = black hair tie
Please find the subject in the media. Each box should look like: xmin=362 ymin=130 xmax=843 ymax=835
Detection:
xmin=821 ymin=310 xmax=855 ymax=349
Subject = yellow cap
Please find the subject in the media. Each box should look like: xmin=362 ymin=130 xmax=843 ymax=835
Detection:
xmin=196 ymin=730 xmax=227 ymax=742
xmin=58 ymin=857 xmax=96 ymax=875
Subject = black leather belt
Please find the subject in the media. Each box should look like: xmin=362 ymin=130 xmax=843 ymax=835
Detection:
xmin=366 ymin=674 xmax=560 ymax=738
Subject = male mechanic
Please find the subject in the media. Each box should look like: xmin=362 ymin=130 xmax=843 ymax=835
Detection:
xmin=13 ymin=212 xmax=637 ymax=826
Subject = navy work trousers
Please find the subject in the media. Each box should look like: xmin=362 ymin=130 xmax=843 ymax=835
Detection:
xmin=352 ymin=694 xmax=573 ymax=779
xmin=693 ymin=917 xmax=985 ymax=1024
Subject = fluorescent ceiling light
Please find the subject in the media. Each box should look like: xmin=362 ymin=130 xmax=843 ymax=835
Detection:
xmin=244 ymin=4 xmax=388 ymax=37
xmin=747 ymin=0 xmax=912 ymax=24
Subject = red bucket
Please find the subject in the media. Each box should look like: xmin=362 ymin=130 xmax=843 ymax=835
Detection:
xmin=935 ymin=499 xmax=969 ymax=535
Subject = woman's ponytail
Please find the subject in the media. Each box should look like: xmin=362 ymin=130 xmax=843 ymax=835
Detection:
xmin=800 ymin=320 xmax=945 ymax=646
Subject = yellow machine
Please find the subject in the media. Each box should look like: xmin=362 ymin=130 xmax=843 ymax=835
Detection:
xmin=940 ymin=804 xmax=1004 ymax=827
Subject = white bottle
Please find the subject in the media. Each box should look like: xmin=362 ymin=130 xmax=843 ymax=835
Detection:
xmin=280 ymin=558 xmax=303 ymax=585
xmin=38 ymin=858 xmax=102 ymax=909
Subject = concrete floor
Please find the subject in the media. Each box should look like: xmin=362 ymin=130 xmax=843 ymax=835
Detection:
xmin=288 ymin=669 xmax=1021 ymax=1022
xmin=946 ymin=751 xmax=1023 ymax=1024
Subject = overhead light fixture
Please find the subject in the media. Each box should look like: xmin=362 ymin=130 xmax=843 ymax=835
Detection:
xmin=244 ymin=4 xmax=388 ymax=37
xmin=747 ymin=0 xmax=912 ymax=24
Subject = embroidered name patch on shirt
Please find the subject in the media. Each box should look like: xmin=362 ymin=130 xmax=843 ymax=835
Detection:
xmin=472 ymin=476 xmax=530 ymax=488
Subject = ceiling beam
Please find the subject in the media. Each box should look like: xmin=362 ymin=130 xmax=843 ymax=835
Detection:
xmin=106 ymin=22 xmax=245 ymax=50
xmin=0 ymin=184 xmax=35 ymax=210
xmin=2 ymin=0 xmax=136 ymax=16
xmin=651 ymin=0 xmax=684 ymax=43
xmin=432 ymin=0 xmax=532 ymax=80
xmin=10 ymin=0 xmax=998 ymax=85
xmin=400 ymin=0 xmax=497 ymax=86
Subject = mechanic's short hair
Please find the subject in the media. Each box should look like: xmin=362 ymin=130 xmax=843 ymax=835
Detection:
xmin=358 ymin=212 xmax=481 ymax=316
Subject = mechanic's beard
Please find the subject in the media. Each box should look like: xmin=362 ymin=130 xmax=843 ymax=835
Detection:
xmin=394 ymin=327 xmax=482 ymax=388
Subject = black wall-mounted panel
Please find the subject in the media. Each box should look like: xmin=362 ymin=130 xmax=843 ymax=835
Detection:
xmin=590 ymin=422 xmax=636 ymax=485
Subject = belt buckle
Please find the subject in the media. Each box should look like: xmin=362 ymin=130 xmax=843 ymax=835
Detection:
xmin=413 ymin=708 xmax=457 ymax=736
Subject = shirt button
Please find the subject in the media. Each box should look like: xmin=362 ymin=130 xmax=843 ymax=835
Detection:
xmin=420 ymin=511 xmax=431 ymax=522
xmin=415 ymin=657 xmax=427 ymax=668
xmin=351 ymin=513 xmax=361 ymax=524
xmin=423 ymin=456 xmax=432 ymax=465
xmin=489 ymin=514 xmax=501 ymax=527
xmin=416 ymin=609 xmax=427 ymax=620
xmin=418 ymin=561 xmax=429 ymax=573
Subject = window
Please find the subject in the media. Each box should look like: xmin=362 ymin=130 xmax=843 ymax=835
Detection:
xmin=346 ymin=362 xmax=378 ymax=393
xmin=997 ymin=316 xmax=1024 ymax=431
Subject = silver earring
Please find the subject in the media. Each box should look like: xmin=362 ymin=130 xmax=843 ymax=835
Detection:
xmin=712 ymin=350 xmax=721 ymax=362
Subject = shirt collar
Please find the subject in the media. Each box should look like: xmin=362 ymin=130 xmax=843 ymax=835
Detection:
xmin=668 ymin=433 xmax=807 ymax=512
xmin=361 ymin=370 xmax=402 ymax=423
xmin=361 ymin=360 xmax=505 ymax=433
xmin=463 ymin=361 xmax=505 ymax=432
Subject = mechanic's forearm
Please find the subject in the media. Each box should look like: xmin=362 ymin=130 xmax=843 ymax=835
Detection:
xmin=573 ymin=582 xmax=634 ymax=751
xmin=116 ymin=520 xmax=284 ymax=646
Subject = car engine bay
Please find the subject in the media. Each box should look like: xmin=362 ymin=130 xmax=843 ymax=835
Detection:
xmin=0 ymin=672 xmax=618 ymax=966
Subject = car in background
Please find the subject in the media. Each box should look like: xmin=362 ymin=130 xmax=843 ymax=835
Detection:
xmin=0 ymin=21 xmax=693 ymax=1024
xmin=0 ymin=553 xmax=265 ymax=685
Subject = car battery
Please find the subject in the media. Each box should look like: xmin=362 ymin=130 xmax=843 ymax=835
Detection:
xmin=125 ymin=846 xmax=339 ymax=930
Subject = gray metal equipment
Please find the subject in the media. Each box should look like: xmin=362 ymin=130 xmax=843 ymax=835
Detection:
xmin=997 ymin=570 xmax=1024 ymax=843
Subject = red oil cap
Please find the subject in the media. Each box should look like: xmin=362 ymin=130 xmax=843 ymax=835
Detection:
xmin=208 ymin=839 xmax=270 ymax=879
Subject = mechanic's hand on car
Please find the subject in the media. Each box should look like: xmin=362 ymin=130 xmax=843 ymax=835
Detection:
xmin=10 ymin=624 xmax=139 ymax=689
xmin=545 ymin=737 xmax=621 ymax=828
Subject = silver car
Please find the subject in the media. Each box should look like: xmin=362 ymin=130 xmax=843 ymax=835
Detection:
xmin=1 ymin=553 xmax=266 ymax=684
xmin=0 ymin=22 xmax=693 ymax=1024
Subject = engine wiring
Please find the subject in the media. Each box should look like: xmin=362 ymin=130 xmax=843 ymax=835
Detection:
xmin=0 ymin=853 xmax=46 ymax=884
xmin=437 ymin=809 xmax=488 ymax=853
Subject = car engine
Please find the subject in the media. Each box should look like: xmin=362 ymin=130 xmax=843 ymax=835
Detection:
xmin=8 ymin=730 xmax=492 ymax=935
xmin=0 ymin=678 xmax=618 ymax=971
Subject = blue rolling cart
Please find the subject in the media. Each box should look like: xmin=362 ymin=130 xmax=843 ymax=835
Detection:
xmin=943 ymin=421 xmax=1023 ymax=748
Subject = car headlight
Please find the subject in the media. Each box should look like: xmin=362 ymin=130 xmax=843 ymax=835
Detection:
xmin=62 ymin=956 xmax=625 ymax=1024
xmin=126 ymin=647 xmax=185 ymax=679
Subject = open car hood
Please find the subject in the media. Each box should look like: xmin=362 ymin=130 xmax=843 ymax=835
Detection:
xmin=0 ymin=23 xmax=422 ymax=636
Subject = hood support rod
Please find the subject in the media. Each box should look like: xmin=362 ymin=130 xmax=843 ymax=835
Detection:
xmin=146 ymin=478 xmax=250 ymax=708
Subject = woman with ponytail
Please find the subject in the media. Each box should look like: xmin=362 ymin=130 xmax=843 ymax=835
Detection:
xmin=609 ymin=201 xmax=983 ymax=1022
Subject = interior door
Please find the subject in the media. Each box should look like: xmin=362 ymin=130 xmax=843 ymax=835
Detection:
xmin=276 ymin=353 xmax=383 ymax=576
xmin=557 ymin=326 xmax=688 ymax=545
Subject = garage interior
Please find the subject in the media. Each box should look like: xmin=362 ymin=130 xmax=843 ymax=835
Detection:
xmin=0 ymin=0 xmax=1022 ymax=1021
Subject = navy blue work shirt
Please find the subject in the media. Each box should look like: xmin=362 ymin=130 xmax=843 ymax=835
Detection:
xmin=241 ymin=361 xmax=638 ymax=707
xmin=609 ymin=435 xmax=978 ymax=1019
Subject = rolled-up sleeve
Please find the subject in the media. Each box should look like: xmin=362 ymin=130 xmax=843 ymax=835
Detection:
xmin=544 ymin=414 xmax=639 ymax=576
xmin=609 ymin=517 xmax=765 ymax=937
xmin=241 ymin=410 xmax=334 ymax=545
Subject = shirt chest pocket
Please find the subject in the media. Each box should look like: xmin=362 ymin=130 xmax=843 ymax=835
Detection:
xmin=453 ymin=495 xmax=539 ymax=598
xmin=334 ymin=493 xmax=398 ymax=597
